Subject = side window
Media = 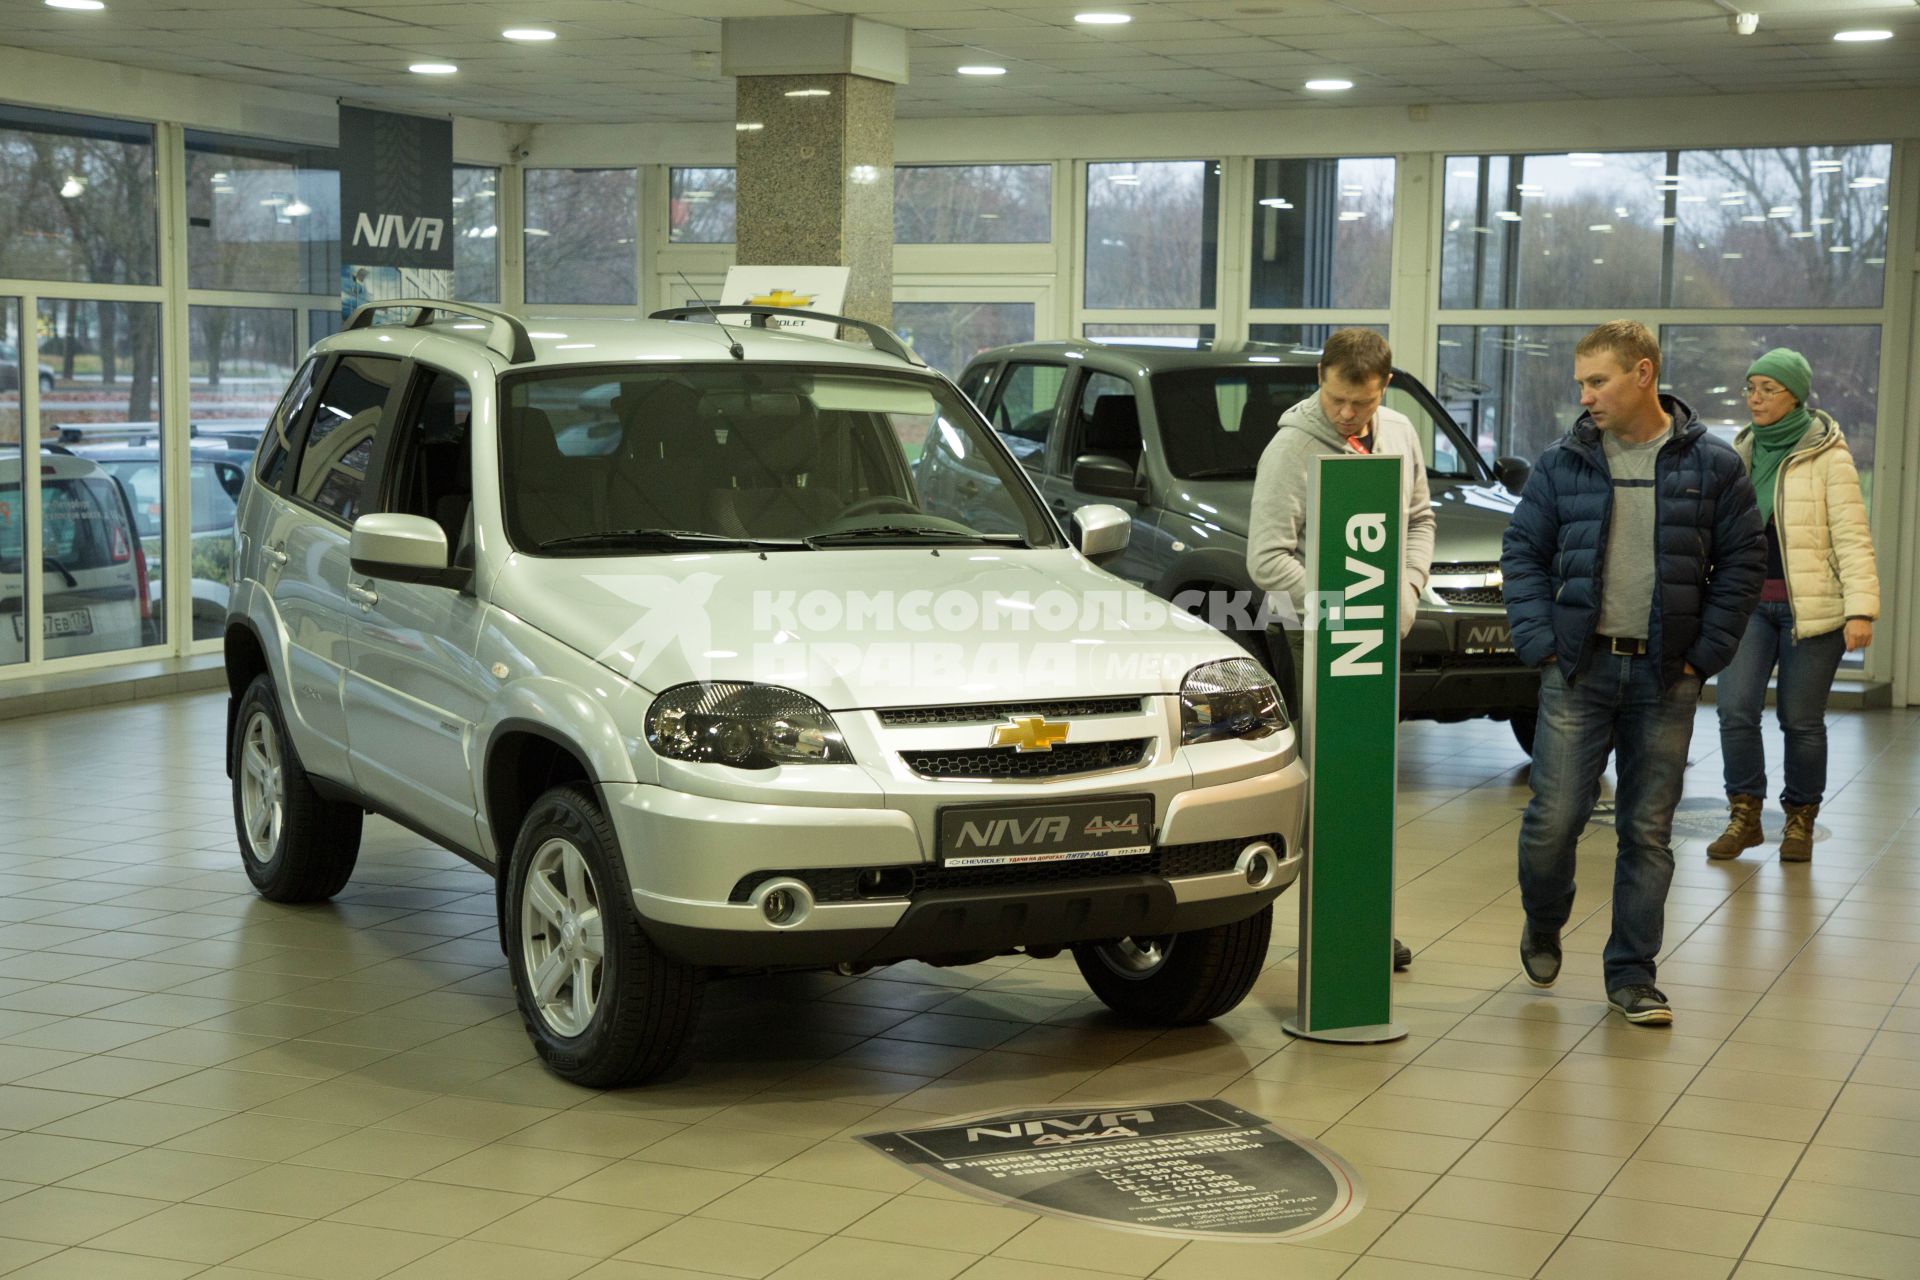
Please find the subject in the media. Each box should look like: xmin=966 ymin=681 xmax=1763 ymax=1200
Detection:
xmin=958 ymin=364 xmax=992 ymax=407
xmin=258 ymin=355 xmax=323 ymax=488
xmin=379 ymin=368 xmax=474 ymax=563
xmin=293 ymin=355 xmax=401 ymax=524
xmin=1385 ymin=385 xmax=1469 ymax=479
xmin=989 ymin=362 xmax=1067 ymax=470
xmin=1073 ymin=371 xmax=1142 ymax=470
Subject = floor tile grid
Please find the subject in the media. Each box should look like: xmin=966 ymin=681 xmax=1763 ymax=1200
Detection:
xmin=0 ymin=693 xmax=1916 ymax=1278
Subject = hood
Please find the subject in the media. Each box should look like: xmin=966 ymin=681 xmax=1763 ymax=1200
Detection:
xmin=489 ymin=547 xmax=1247 ymax=710
xmin=1429 ymin=480 xmax=1520 ymax=563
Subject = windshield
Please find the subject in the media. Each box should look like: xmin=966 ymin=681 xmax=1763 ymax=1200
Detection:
xmin=500 ymin=364 xmax=1059 ymax=554
xmin=1150 ymin=366 xmax=1489 ymax=482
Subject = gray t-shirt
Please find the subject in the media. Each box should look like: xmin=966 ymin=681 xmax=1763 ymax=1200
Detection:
xmin=1596 ymin=427 xmax=1672 ymax=639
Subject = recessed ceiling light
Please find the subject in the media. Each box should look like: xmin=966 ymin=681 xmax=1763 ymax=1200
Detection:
xmin=502 ymin=28 xmax=556 ymax=42
xmin=1304 ymin=78 xmax=1353 ymax=91
xmin=410 ymin=62 xmax=458 ymax=75
xmin=1075 ymin=12 xmax=1131 ymax=23
xmin=1834 ymin=29 xmax=1893 ymax=42
xmin=45 ymin=0 xmax=105 ymax=10
xmin=957 ymin=65 xmax=1006 ymax=76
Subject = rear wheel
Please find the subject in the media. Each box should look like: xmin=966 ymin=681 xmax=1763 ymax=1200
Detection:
xmin=1073 ymin=905 xmax=1272 ymax=1024
xmin=231 ymin=674 xmax=362 ymax=902
xmin=506 ymin=784 xmax=704 ymax=1086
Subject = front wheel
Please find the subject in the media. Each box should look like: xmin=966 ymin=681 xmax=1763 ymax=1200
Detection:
xmin=506 ymin=784 xmax=704 ymax=1086
xmin=1073 ymin=905 xmax=1272 ymax=1025
xmin=231 ymin=674 xmax=362 ymax=902
xmin=1509 ymin=710 xmax=1537 ymax=756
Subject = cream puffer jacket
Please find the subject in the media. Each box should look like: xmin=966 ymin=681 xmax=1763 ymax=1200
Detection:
xmin=1733 ymin=411 xmax=1879 ymax=639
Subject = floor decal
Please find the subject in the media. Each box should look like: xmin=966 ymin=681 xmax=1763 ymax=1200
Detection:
xmin=859 ymin=1098 xmax=1364 ymax=1240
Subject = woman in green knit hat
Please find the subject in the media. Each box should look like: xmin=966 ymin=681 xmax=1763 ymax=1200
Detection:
xmin=1707 ymin=347 xmax=1879 ymax=864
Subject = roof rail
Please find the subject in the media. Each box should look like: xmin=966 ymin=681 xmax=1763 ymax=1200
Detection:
xmin=343 ymin=299 xmax=536 ymax=364
xmin=647 ymin=305 xmax=926 ymax=368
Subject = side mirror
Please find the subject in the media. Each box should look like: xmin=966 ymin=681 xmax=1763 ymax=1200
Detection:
xmin=350 ymin=513 xmax=469 ymax=590
xmin=1072 ymin=503 xmax=1130 ymax=566
xmin=1071 ymin=454 xmax=1146 ymax=503
xmin=1494 ymin=455 xmax=1531 ymax=496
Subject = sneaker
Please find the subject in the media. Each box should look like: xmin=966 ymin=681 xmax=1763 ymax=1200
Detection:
xmin=1519 ymin=924 xmax=1561 ymax=987
xmin=1607 ymin=984 xmax=1673 ymax=1026
xmin=1393 ymin=938 xmax=1412 ymax=971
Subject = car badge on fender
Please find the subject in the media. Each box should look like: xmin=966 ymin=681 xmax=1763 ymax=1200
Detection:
xmin=991 ymin=716 xmax=1069 ymax=752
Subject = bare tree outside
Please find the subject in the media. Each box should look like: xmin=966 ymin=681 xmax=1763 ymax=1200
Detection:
xmin=895 ymin=165 xmax=1051 ymax=244
xmin=454 ymin=166 xmax=500 ymax=301
xmin=1250 ymin=157 xmax=1393 ymax=310
xmin=1086 ymin=161 xmax=1219 ymax=310
xmin=669 ymin=167 xmax=738 ymax=244
xmin=525 ymin=169 xmax=638 ymax=305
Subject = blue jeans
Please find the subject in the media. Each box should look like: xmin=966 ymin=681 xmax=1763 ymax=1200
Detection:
xmin=1517 ymin=649 xmax=1702 ymax=991
xmin=1716 ymin=602 xmax=1847 ymax=807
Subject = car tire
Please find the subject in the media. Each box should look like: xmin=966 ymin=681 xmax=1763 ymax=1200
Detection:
xmin=1510 ymin=710 xmax=1537 ymax=756
xmin=1072 ymin=905 xmax=1272 ymax=1025
xmin=506 ymin=784 xmax=704 ymax=1087
xmin=231 ymin=673 xmax=363 ymax=902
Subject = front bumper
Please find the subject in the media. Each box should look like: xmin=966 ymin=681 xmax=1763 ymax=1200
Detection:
xmin=1399 ymin=614 xmax=1538 ymax=721
xmin=605 ymin=757 xmax=1306 ymax=968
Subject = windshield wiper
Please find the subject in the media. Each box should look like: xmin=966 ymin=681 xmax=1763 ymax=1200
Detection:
xmin=537 ymin=529 xmax=803 ymax=553
xmin=803 ymin=526 xmax=1029 ymax=548
xmin=1182 ymin=466 xmax=1256 ymax=479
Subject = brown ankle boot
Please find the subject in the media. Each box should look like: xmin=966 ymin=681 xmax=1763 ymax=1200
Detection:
xmin=1780 ymin=803 xmax=1818 ymax=863
xmin=1707 ymin=794 xmax=1765 ymax=860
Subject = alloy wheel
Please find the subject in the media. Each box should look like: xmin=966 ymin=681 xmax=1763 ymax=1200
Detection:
xmin=239 ymin=709 xmax=285 ymax=863
xmin=520 ymin=837 xmax=607 ymax=1037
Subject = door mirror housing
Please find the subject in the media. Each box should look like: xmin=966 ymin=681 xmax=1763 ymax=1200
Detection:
xmin=1494 ymin=455 xmax=1532 ymax=496
xmin=1071 ymin=454 xmax=1146 ymax=503
xmin=1072 ymin=503 xmax=1130 ymax=566
xmin=350 ymin=513 xmax=469 ymax=590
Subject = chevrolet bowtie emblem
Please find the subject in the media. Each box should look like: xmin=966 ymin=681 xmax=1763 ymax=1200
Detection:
xmin=991 ymin=716 xmax=1069 ymax=752
xmin=746 ymin=288 xmax=817 ymax=308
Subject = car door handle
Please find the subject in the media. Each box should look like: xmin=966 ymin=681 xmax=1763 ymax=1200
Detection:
xmin=346 ymin=581 xmax=379 ymax=609
xmin=263 ymin=544 xmax=288 ymax=567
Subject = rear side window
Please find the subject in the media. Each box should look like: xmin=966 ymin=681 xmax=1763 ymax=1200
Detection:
xmin=293 ymin=355 xmax=401 ymax=524
xmin=42 ymin=479 xmax=120 ymax=571
xmin=259 ymin=355 xmax=323 ymax=488
xmin=988 ymin=362 xmax=1067 ymax=470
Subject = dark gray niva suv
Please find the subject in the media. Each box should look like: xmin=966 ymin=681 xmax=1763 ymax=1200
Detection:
xmin=951 ymin=340 xmax=1541 ymax=751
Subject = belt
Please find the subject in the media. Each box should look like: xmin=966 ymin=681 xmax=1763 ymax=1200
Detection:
xmin=1598 ymin=635 xmax=1648 ymax=656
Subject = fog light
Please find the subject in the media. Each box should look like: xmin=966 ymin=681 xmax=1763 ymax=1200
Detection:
xmin=762 ymin=889 xmax=796 ymax=924
xmin=1236 ymin=841 xmax=1278 ymax=889
xmin=751 ymin=877 xmax=813 ymax=928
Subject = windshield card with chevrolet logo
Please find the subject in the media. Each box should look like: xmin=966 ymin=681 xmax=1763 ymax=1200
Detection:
xmin=859 ymin=1099 xmax=1363 ymax=1240
xmin=937 ymin=795 xmax=1154 ymax=868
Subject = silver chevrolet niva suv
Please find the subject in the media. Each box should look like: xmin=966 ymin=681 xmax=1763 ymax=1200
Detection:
xmin=225 ymin=301 xmax=1306 ymax=1086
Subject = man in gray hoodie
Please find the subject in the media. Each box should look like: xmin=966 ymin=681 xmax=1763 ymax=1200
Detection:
xmin=1247 ymin=328 xmax=1435 ymax=974
xmin=1247 ymin=328 xmax=1436 ymax=709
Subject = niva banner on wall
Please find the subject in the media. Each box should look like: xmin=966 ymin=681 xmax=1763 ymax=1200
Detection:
xmin=338 ymin=105 xmax=453 ymax=317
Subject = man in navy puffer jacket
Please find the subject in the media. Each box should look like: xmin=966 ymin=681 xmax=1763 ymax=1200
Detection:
xmin=1502 ymin=321 xmax=1764 ymax=1028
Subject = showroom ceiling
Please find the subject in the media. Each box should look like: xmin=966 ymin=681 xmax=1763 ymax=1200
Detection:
xmin=4 ymin=0 xmax=1917 ymax=123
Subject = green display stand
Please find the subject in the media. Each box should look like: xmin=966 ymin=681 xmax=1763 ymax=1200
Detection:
xmin=1283 ymin=454 xmax=1409 ymax=1045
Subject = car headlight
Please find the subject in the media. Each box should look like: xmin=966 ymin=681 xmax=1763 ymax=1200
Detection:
xmin=645 ymin=682 xmax=852 ymax=769
xmin=1180 ymin=658 xmax=1287 ymax=745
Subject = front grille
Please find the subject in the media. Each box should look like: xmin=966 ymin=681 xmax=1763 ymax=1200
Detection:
xmin=878 ymin=697 xmax=1145 ymax=726
xmin=728 ymin=833 xmax=1271 ymax=903
xmin=902 ymin=738 xmax=1150 ymax=780
xmin=1435 ymin=586 xmax=1505 ymax=607
xmin=1434 ymin=561 xmax=1500 ymax=575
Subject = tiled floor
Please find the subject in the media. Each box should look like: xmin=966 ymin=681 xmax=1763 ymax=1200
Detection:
xmin=1 ymin=691 xmax=1917 ymax=1280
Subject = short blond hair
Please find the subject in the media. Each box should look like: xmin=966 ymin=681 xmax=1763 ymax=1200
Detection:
xmin=1319 ymin=328 xmax=1393 ymax=385
xmin=1576 ymin=320 xmax=1661 ymax=379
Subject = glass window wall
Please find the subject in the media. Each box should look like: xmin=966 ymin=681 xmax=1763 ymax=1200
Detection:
xmin=897 ymin=165 xmax=1051 ymax=244
xmin=0 ymin=106 xmax=157 ymax=286
xmin=1085 ymin=161 xmax=1219 ymax=310
xmin=1250 ymin=157 xmax=1393 ymax=310
xmin=668 ymin=167 xmax=737 ymax=244
xmin=893 ymin=302 xmax=1034 ymax=379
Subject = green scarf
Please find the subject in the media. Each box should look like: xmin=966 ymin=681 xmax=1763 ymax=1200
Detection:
xmin=1750 ymin=406 xmax=1810 ymax=524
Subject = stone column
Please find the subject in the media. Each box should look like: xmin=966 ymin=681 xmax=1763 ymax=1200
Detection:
xmin=723 ymin=17 xmax=905 ymax=329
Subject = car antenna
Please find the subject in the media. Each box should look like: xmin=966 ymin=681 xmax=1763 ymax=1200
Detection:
xmin=677 ymin=272 xmax=744 ymax=360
